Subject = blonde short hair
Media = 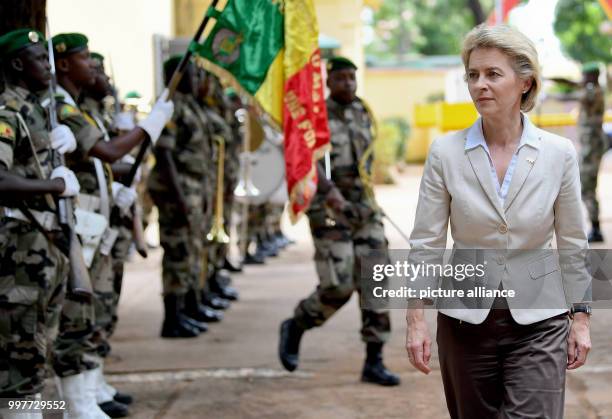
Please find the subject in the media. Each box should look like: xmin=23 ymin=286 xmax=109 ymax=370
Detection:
xmin=461 ymin=24 xmax=541 ymax=112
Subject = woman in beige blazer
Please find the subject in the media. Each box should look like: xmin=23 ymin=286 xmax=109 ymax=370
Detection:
xmin=405 ymin=25 xmax=592 ymax=419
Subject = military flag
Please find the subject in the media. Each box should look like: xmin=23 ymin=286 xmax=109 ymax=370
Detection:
xmin=192 ymin=0 xmax=330 ymax=222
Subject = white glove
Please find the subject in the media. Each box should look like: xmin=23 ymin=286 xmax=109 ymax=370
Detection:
xmin=137 ymin=89 xmax=174 ymax=144
xmin=120 ymin=155 xmax=141 ymax=183
xmin=114 ymin=111 xmax=136 ymax=131
xmin=51 ymin=166 xmax=80 ymax=197
xmin=111 ymin=181 xmax=137 ymax=213
xmin=50 ymin=125 xmax=77 ymax=154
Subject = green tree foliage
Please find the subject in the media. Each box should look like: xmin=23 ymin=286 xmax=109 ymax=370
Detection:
xmin=554 ymin=0 xmax=612 ymax=64
xmin=366 ymin=0 xmax=493 ymax=60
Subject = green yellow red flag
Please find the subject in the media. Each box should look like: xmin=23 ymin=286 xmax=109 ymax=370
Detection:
xmin=192 ymin=0 xmax=330 ymax=222
xmin=195 ymin=0 xmax=329 ymax=222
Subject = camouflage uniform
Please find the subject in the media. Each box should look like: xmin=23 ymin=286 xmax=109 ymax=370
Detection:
xmin=0 ymin=85 xmax=68 ymax=396
xmin=81 ymin=96 xmax=133 ymax=340
xmin=148 ymin=93 xmax=208 ymax=296
xmin=52 ymin=87 xmax=109 ymax=376
xmin=578 ymin=82 xmax=606 ymax=225
xmin=266 ymin=203 xmax=285 ymax=240
xmin=294 ymin=97 xmax=390 ymax=344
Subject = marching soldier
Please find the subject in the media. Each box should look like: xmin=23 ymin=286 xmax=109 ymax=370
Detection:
xmin=147 ymin=56 xmax=218 ymax=339
xmin=578 ymin=63 xmax=606 ymax=242
xmin=278 ymin=57 xmax=400 ymax=386
xmin=51 ymin=32 xmax=173 ymax=417
xmin=0 ymin=29 xmax=79 ymax=417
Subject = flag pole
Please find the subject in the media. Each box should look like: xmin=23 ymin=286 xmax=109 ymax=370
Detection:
xmin=495 ymin=0 xmax=503 ymax=25
xmin=126 ymin=0 xmax=220 ymax=185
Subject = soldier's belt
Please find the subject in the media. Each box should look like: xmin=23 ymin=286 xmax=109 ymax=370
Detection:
xmin=2 ymin=208 xmax=60 ymax=231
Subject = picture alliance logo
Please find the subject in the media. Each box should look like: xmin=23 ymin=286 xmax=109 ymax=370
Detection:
xmin=371 ymin=261 xmax=487 ymax=282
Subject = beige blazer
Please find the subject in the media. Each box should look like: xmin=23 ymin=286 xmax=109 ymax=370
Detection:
xmin=409 ymin=116 xmax=589 ymax=325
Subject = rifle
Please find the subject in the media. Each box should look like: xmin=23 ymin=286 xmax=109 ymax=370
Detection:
xmin=46 ymin=19 xmax=94 ymax=301
xmin=125 ymin=0 xmax=220 ymax=186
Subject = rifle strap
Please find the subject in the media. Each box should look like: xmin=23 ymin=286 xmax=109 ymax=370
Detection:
xmin=13 ymin=110 xmax=57 ymax=211
xmin=88 ymin=113 xmax=111 ymax=220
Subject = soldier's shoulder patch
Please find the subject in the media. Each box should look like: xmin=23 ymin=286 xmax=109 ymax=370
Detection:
xmin=59 ymin=104 xmax=80 ymax=119
xmin=0 ymin=121 xmax=16 ymax=141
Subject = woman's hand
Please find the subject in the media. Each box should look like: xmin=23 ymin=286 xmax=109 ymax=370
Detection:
xmin=567 ymin=313 xmax=591 ymax=370
xmin=406 ymin=306 xmax=432 ymax=374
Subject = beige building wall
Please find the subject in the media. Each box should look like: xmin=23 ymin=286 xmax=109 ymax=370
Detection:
xmin=363 ymin=68 xmax=447 ymax=125
xmin=47 ymin=0 xmax=174 ymax=102
xmin=314 ymin=0 xmax=366 ymax=92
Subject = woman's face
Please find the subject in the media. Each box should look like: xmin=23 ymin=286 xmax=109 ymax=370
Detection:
xmin=466 ymin=47 xmax=531 ymax=118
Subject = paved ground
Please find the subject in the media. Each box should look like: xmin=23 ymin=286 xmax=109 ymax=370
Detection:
xmin=79 ymin=156 xmax=612 ymax=418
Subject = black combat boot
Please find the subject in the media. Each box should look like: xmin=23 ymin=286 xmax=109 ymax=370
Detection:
xmin=210 ymin=271 xmax=239 ymax=301
xmin=161 ymin=294 xmax=200 ymax=338
xmin=202 ymin=290 xmax=231 ymax=310
xmin=98 ymin=400 xmax=129 ymax=418
xmin=244 ymin=250 xmax=266 ymax=264
xmin=184 ymin=289 xmax=223 ymax=322
xmin=361 ymin=342 xmax=400 ymax=386
xmin=223 ymin=257 xmax=243 ymax=272
xmin=257 ymin=236 xmax=278 ymax=257
xmin=588 ymin=222 xmax=604 ymax=243
xmin=278 ymin=318 xmax=304 ymax=372
xmin=113 ymin=391 xmax=133 ymax=405
xmin=181 ymin=313 xmax=209 ymax=333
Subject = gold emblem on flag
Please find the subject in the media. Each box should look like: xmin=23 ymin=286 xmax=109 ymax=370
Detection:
xmin=212 ymin=29 xmax=243 ymax=65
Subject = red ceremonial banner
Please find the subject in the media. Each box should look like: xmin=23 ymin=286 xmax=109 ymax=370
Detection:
xmin=283 ymin=49 xmax=330 ymax=222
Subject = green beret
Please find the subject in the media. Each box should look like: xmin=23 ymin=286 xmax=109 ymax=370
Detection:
xmin=326 ymin=56 xmax=357 ymax=73
xmin=0 ymin=28 xmax=45 ymax=56
xmin=90 ymin=52 xmax=104 ymax=66
xmin=163 ymin=55 xmax=184 ymax=76
xmin=125 ymin=90 xmax=142 ymax=99
xmin=52 ymin=33 xmax=88 ymax=55
xmin=582 ymin=62 xmax=600 ymax=75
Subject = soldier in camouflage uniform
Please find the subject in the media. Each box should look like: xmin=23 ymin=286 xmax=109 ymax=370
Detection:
xmin=279 ymin=57 xmax=399 ymax=386
xmin=148 ymin=56 xmax=216 ymax=338
xmin=0 ymin=30 xmax=80 ymax=412
xmin=52 ymin=32 xmax=173 ymax=417
xmin=577 ymin=63 xmax=607 ymax=242
xmin=222 ymin=88 xmax=244 ymax=271
xmin=196 ymin=70 xmax=239 ymax=303
xmin=79 ymin=51 xmax=136 ymax=417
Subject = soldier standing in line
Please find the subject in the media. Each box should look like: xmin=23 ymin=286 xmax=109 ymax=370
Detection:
xmin=578 ymin=63 xmax=606 ymax=242
xmin=79 ymin=51 xmax=136 ymax=417
xmin=51 ymin=32 xmax=173 ymax=417
xmin=278 ymin=57 xmax=400 ymax=386
xmin=196 ymin=69 xmax=239 ymax=303
xmin=148 ymin=56 xmax=219 ymax=339
xmin=0 ymin=29 xmax=80 ymax=418
xmin=221 ymin=87 xmax=244 ymax=272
